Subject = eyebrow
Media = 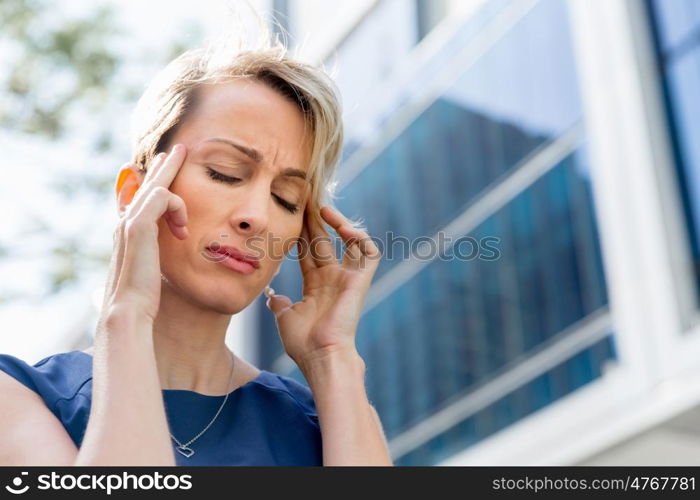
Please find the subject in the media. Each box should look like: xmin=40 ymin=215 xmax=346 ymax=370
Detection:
xmin=204 ymin=137 xmax=308 ymax=182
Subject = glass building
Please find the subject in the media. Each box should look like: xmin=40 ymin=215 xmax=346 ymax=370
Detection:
xmin=648 ymin=0 xmax=700 ymax=294
xmin=252 ymin=0 xmax=700 ymax=465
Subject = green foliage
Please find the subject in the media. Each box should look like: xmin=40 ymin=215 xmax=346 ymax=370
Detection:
xmin=0 ymin=0 xmax=124 ymax=298
xmin=0 ymin=0 xmax=206 ymax=302
xmin=0 ymin=0 xmax=121 ymax=139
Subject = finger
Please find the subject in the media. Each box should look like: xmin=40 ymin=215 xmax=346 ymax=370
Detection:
xmin=164 ymin=211 xmax=189 ymax=240
xmin=340 ymin=229 xmax=363 ymax=269
xmin=109 ymin=157 xmax=154 ymax=306
xmin=322 ymin=207 xmax=381 ymax=271
xmin=305 ymin=202 xmax=338 ymax=267
xmin=319 ymin=205 xmax=359 ymax=235
xmin=124 ymin=153 xmax=167 ymax=217
xmin=323 ymin=206 xmax=381 ymax=257
xmin=338 ymin=227 xmax=372 ymax=271
xmin=108 ymin=153 xmax=166 ymax=308
xmin=131 ymin=187 xmax=189 ymax=240
xmin=297 ymin=221 xmax=317 ymax=275
xmin=127 ymin=145 xmax=184 ymax=217
xmin=266 ymin=293 xmax=293 ymax=317
xmin=103 ymin=222 xmax=126 ymax=311
xmin=318 ymin=205 xmax=364 ymax=259
xmin=150 ymin=143 xmax=187 ymax=188
xmin=117 ymin=189 xmax=188 ymax=292
xmin=104 ymin=218 xmax=137 ymax=312
xmin=141 ymin=152 xmax=168 ymax=186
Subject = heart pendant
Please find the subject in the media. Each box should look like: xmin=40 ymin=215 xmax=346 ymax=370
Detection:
xmin=176 ymin=445 xmax=195 ymax=458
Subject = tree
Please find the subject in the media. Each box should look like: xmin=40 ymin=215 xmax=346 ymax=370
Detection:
xmin=0 ymin=0 xmax=203 ymax=302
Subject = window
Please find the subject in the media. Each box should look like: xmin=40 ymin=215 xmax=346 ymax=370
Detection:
xmin=257 ymin=0 xmax=613 ymax=465
xmin=647 ymin=0 xmax=700 ymax=296
xmin=415 ymin=0 xmax=449 ymax=42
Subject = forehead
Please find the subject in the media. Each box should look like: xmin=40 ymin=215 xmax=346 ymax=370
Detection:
xmin=181 ymin=78 xmax=313 ymax=170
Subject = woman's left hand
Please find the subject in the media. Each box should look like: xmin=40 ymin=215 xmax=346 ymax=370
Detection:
xmin=265 ymin=201 xmax=381 ymax=370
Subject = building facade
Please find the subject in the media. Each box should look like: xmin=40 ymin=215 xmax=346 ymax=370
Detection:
xmin=253 ymin=0 xmax=700 ymax=465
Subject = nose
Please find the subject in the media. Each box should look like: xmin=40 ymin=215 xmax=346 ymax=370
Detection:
xmin=228 ymin=182 xmax=270 ymax=237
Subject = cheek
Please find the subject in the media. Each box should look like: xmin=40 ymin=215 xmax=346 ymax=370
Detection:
xmin=284 ymin=221 xmax=305 ymax=252
xmin=170 ymin=165 xmax=199 ymax=198
xmin=156 ymin=171 xmax=214 ymax=254
xmin=264 ymin=224 xmax=301 ymax=262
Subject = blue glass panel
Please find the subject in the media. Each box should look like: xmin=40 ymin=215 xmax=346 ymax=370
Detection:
xmin=283 ymin=151 xmax=610 ymax=441
xmin=338 ymin=0 xmax=582 ymax=281
xmin=648 ymin=0 xmax=700 ymax=297
xmin=650 ymin=0 xmax=700 ymax=52
xmin=395 ymin=334 xmax=617 ymax=465
xmin=257 ymin=0 xmax=612 ymax=466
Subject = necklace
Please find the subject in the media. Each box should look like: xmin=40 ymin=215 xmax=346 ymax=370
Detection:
xmin=169 ymin=350 xmax=236 ymax=458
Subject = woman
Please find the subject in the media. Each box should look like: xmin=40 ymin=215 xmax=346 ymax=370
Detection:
xmin=0 ymin=15 xmax=391 ymax=466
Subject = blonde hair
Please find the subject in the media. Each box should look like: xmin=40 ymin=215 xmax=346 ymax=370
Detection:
xmin=129 ymin=4 xmax=352 ymax=236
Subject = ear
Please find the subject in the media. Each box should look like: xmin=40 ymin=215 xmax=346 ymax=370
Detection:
xmin=115 ymin=162 xmax=145 ymax=216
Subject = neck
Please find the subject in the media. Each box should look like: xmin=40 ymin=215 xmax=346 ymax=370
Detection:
xmin=152 ymin=280 xmax=235 ymax=395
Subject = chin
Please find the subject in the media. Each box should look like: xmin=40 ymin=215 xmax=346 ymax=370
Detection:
xmin=193 ymin=289 xmax=248 ymax=314
xmin=214 ymin=280 xmax=263 ymax=312
xmin=170 ymin=271 xmax=255 ymax=315
xmin=209 ymin=301 xmax=248 ymax=315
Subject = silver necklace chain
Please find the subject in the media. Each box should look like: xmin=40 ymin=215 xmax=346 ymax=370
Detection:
xmin=170 ymin=350 xmax=236 ymax=458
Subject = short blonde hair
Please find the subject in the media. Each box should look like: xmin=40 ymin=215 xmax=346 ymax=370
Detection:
xmin=129 ymin=6 xmax=348 ymax=236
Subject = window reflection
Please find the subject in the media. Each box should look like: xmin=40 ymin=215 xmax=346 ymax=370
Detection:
xmin=648 ymin=0 xmax=700 ymax=295
xmin=257 ymin=0 xmax=613 ymax=465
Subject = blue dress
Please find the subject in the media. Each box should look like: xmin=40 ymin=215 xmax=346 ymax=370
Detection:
xmin=0 ymin=350 xmax=323 ymax=466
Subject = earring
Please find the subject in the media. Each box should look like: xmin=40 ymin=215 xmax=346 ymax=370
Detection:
xmin=161 ymin=273 xmax=169 ymax=283
xmin=264 ymin=264 xmax=280 ymax=298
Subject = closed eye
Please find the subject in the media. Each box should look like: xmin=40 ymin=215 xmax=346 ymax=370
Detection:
xmin=205 ymin=167 xmax=299 ymax=214
xmin=206 ymin=167 xmax=241 ymax=185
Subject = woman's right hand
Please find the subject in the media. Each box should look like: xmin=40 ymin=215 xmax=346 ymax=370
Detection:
xmin=100 ymin=144 xmax=189 ymax=324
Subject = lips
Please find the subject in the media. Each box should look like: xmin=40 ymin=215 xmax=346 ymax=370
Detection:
xmin=205 ymin=245 xmax=261 ymax=269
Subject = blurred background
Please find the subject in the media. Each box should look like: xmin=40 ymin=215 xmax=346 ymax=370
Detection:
xmin=1 ymin=0 xmax=699 ymax=465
